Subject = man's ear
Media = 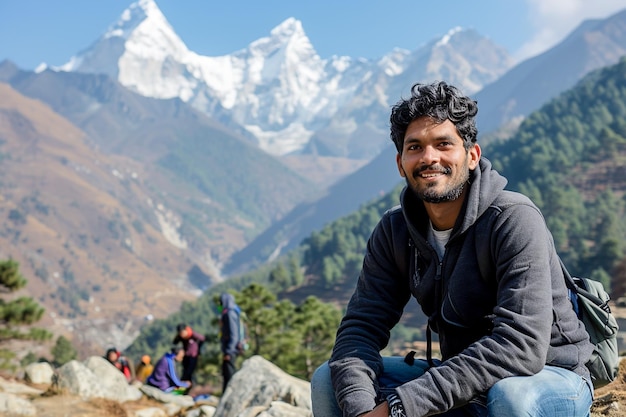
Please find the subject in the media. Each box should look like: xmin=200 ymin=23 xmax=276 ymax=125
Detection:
xmin=396 ymin=153 xmax=406 ymax=177
xmin=468 ymin=143 xmax=481 ymax=169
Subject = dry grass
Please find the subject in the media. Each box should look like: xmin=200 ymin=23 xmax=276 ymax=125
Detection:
xmin=591 ymin=360 xmax=626 ymax=416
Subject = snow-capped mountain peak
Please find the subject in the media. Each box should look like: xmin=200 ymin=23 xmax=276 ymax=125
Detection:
xmin=269 ymin=17 xmax=304 ymax=40
xmin=59 ymin=0 xmax=189 ymax=79
xmin=105 ymin=0 xmax=166 ymax=41
xmin=435 ymin=26 xmax=463 ymax=47
xmin=59 ymin=1 xmax=513 ymax=158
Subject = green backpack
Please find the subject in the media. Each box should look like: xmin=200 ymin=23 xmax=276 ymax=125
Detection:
xmin=561 ymin=260 xmax=620 ymax=389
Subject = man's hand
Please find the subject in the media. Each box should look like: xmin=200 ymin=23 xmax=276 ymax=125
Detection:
xmin=359 ymin=401 xmax=388 ymax=417
xmin=224 ymin=354 xmax=231 ymax=361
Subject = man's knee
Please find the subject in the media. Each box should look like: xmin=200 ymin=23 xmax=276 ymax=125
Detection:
xmin=311 ymin=361 xmax=343 ymax=417
xmin=311 ymin=361 xmax=331 ymax=392
xmin=487 ymin=377 xmax=542 ymax=416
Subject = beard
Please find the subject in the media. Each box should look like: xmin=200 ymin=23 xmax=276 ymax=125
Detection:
xmin=406 ymin=162 xmax=470 ymax=203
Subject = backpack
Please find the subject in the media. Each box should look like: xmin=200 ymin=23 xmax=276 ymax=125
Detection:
xmin=236 ymin=310 xmax=250 ymax=354
xmin=561 ymin=259 xmax=620 ymax=389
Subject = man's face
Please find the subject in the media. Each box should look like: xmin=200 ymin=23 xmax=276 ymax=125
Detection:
xmin=396 ymin=117 xmax=480 ymax=203
xmin=179 ymin=329 xmax=189 ymax=339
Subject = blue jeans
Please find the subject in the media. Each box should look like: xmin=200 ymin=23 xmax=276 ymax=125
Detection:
xmin=311 ymin=357 xmax=593 ymax=417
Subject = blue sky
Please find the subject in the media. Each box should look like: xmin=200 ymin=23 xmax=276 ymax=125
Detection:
xmin=0 ymin=0 xmax=624 ymax=71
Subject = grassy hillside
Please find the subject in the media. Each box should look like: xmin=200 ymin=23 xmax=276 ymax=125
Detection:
xmin=0 ymin=65 xmax=318 ymax=267
xmin=0 ymin=83 xmax=199 ymax=355
xmin=487 ymin=56 xmax=626 ymax=284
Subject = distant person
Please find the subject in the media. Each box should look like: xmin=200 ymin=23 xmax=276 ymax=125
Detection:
xmin=218 ymin=292 xmax=243 ymax=392
xmin=104 ymin=347 xmax=133 ymax=382
xmin=310 ymin=81 xmax=594 ymax=416
xmin=146 ymin=346 xmax=191 ymax=394
xmin=134 ymin=354 xmax=154 ymax=383
xmin=172 ymin=323 xmax=206 ymax=382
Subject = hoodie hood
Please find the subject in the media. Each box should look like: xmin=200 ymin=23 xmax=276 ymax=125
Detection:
xmin=458 ymin=157 xmax=507 ymax=232
xmin=220 ymin=292 xmax=237 ymax=310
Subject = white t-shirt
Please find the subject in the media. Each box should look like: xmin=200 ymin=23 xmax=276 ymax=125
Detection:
xmin=428 ymin=220 xmax=452 ymax=260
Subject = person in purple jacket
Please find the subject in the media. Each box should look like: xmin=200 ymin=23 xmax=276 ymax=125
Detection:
xmin=146 ymin=346 xmax=191 ymax=394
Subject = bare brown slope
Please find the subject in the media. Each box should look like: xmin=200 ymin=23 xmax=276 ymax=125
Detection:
xmin=0 ymin=83 xmax=203 ymax=355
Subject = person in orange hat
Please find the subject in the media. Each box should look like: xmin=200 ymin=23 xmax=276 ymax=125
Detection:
xmin=135 ymin=354 xmax=154 ymax=383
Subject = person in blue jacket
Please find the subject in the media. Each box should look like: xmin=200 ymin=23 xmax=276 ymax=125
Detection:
xmin=219 ymin=292 xmax=242 ymax=392
xmin=146 ymin=346 xmax=191 ymax=394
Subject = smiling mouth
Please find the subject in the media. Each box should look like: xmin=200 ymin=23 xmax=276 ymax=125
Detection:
xmin=415 ymin=166 xmax=450 ymax=179
xmin=420 ymin=172 xmax=444 ymax=178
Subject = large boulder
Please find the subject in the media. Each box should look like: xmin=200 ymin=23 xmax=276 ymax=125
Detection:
xmin=83 ymin=356 xmax=142 ymax=401
xmin=24 ymin=361 xmax=55 ymax=385
xmin=56 ymin=356 xmax=142 ymax=402
xmin=56 ymin=360 xmax=108 ymax=399
xmin=214 ymin=355 xmax=311 ymax=417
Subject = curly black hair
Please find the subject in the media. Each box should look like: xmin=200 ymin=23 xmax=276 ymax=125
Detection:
xmin=390 ymin=81 xmax=478 ymax=153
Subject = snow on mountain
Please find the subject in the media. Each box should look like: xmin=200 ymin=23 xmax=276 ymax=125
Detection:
xmin=59 ymin=0 xmax=512 ymax=158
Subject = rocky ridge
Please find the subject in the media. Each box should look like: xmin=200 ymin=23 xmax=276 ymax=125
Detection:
xmin=2 ymin=355 xmax=626 ymax=416
xmin=0 ymin=355 xmax=310 ymax=417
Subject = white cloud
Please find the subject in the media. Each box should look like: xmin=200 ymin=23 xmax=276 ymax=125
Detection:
xmin=516 ymin=0 xmax=625 ymax=61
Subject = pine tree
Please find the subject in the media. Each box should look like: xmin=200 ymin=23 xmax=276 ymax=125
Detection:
xmin=51 ymin=335 xmax=77 ymax=366
xmin=0 ymin=259 xmax=49 ymax=341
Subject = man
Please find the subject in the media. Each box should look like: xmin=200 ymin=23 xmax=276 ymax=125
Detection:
xmin=311 ymin=81 xmax=594 ymax=416
xmin=146 ymin=346 xmax=191 ymax=394
xmin=219 ymin=292 xmax=242 ymax=392
xmin=172 ymin=323 xmax=206 ymax=382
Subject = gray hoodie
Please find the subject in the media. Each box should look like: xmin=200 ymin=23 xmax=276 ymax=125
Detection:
xmin=220 ymin=292 xmax=241 ymax=358
xmin=329 ymin=158 xmax=593 ymax=417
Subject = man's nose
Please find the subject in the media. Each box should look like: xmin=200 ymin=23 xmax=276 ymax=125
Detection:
xmin=421 ymin=146 xmax=439 ymax=164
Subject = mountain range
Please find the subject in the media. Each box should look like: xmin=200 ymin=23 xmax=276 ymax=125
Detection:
xmin=56 ymin=0 xmax=512 ymax=160
xmin=1 ymin=0 xmax=625 ymax=354
xmin=225 ymin=8 xmax=626 ymax=274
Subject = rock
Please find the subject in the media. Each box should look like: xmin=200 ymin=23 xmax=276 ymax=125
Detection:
xmin=134 ymin=407 xmax=169 ymax=417
xmin=214 ymin=355 xmax=312 ymax=417
xmin=83 ymin=356 xmax=143 ymax=402
xmin=0 ymin=375 xmax=44 ymax=395
xmin=24 ymin=361 xmax=55 ymax=385
xmin=258 ymin=402 xmax=311 ymax=417
xmin=56 ymin=357 xmax=142 ymax=402
xmin=56 ymin=360 xmax=108 ymax=399
xmin=164 ymin=402 xmax=184 ymax=416
xmin=236 ymin=405 xmax=266 ymax=417
xmin=185 ymin=405 xmax=216 ymax=417
xmin=140 ymin=384 xmax=195 ymax=408
xmin=0 ymin=392 xmax=38 ymax=416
